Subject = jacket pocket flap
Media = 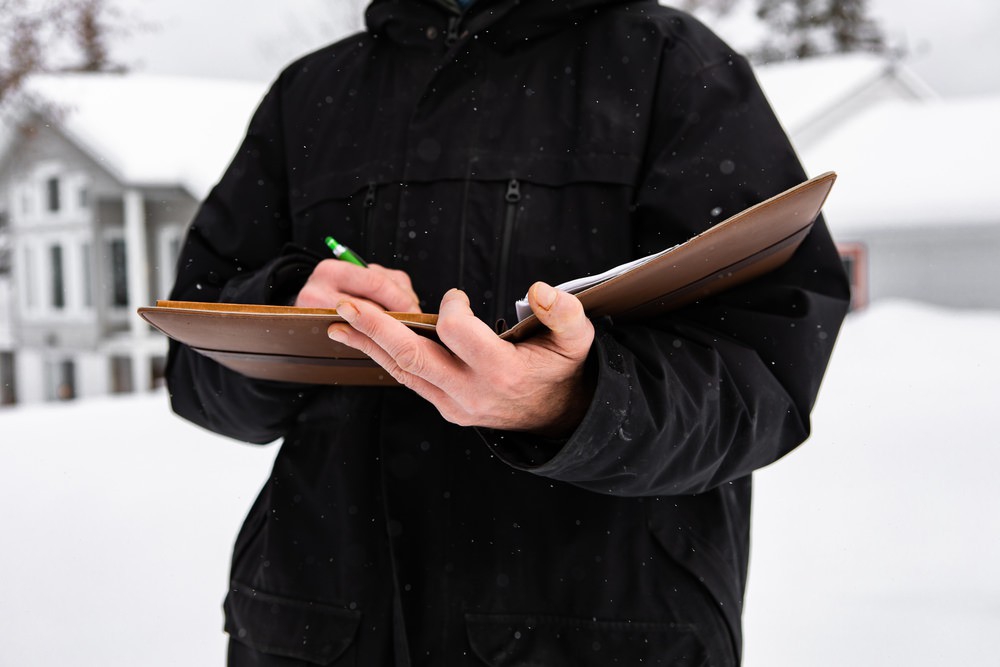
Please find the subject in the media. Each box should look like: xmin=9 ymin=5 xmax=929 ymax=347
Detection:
xmin=465 ymin=613 xmax=697 ymax=666
xmin=224 ymin=583 xmax=361 ymax=665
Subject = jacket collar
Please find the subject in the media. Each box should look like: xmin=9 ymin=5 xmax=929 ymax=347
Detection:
xmin=366 ymin=0 xmax=648 ymax=48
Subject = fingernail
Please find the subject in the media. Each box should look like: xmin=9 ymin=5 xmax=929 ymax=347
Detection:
xmin=328 ymin=325 xmax=348 ymax=342
xmin=533 ymin=282 xmax=557 ymax=310
xmin=444 ymin=288 xmax=470 ymax=305
xmin=336 ymin=300 xmax=359 ymax=322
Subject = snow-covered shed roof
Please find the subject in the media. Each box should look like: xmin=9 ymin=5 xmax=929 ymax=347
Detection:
xmin=754 ymin=53 xmax=936 ymax=142
xmin=11 ymin=73 xmax=267 ymax=200
xmin=802 ymin=94 xmax=1000 ymax=235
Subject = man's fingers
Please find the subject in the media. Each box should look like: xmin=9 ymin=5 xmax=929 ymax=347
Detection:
xmin=333 ymin=298 xmax=460 ymax=390
xmin=527 ymin=282 xmax=594 ymax=358
xmin=298 ymin=259 xmax=421 ymax=312
xmin=434 ymin=289 xmax=512 ymax=369
xmin=330 ymin=288 xmax=593 ymax=432
xmin=340 ymin=262 xmax=422 ymax=312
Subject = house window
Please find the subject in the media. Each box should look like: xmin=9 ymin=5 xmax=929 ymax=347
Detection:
xmin=23 ymin=245 xmax=36 ymax=310
xmin=46 ymin=177 xmax=61 ymax=212
xmin=109 ymin=237 xmax=128 ymax=307
xmin=46 ymin=358 xmax=76 ymax=401
xmin=110 ymin=356 xmax=133 ymax=394
xmin=837 ymin=242 xmax=869 ymax=311
xmin=0 ymin=212 xmax=9 ymax=275
xmin=151 ymin=355 xmax=167 ymax=390
xmin=82 ymin=241 xmax=93 ymax=308
xmin=169 ymin=236 xmax=181 ymax=270
xmin=157 ymin=226 xmax=183 ymax=297
xmin=0 ymin=352 xmax=15 ymax=405
xmin=50 ymin=244 xmax=66 ymax=309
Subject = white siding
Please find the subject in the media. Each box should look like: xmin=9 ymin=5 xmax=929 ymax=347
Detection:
xmin=860 ymin=224 xmax=1000 ymax=310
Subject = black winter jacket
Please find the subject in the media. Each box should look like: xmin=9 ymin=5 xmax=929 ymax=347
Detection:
xmin=166 ymin=0 xmax=850 ymax=664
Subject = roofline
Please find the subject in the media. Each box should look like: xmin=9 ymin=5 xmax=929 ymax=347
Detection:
xmin=1 ymin=106 xmax=192 ymax=196
xmin=886 ymin=58 xmax=940 ymax=101
xmin=787 ymin=57 xmax=937 ymax=139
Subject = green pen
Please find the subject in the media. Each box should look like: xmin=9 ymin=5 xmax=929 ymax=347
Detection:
xmin=324 ymin=236 xmax=368 ymax=267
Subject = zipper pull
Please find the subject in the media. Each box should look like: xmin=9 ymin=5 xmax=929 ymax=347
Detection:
xmin=505 ymin=178 xmax=521 ymax=203
xmin=363 ymin=183 xmax=377 ymax=208
xmin=446 ymin=16 xmax=461 ymax=46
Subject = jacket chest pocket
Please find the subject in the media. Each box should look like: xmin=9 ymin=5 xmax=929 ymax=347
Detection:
xmin=470 ymin=162 xmax=639 ymax=326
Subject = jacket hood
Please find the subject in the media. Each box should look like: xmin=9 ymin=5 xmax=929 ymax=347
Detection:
xmin=366 ymin=0 xmax=652 ymax=48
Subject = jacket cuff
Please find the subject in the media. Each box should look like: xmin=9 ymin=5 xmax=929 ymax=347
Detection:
xmin=479 ymin=323 xmax=631 ymax=476
xmin=219 ymin=243 xmax=325 ymax=306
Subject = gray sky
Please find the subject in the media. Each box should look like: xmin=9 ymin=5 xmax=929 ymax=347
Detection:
xmin=115 ymin=0 xmax=1000 ymax=98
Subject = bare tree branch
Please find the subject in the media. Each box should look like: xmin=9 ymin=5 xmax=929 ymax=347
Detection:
xmin=0 ymin=0 xmax=134 ymax=106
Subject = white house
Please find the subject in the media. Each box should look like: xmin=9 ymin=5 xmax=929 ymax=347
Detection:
xmin=749 ymin=53 xmax=1000 ymax=311
xmin=0 ymin=74 xmax=265 ymax=404
xmin=795 ymin=94 xmax=1000 ymax=310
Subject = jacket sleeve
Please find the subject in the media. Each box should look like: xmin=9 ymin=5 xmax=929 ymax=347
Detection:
xmin=482 ymin=51 xmax=851 ymax=496
xmin=165 ymin=75 xmax=321 ymax=444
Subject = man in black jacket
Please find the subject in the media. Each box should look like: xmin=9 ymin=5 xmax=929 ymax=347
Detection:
xmin=167 ymin=1 xmax=850 ymax=664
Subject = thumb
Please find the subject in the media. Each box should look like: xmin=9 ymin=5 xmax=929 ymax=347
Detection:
xmin=527 ymin=282 xmax=594 ymax=356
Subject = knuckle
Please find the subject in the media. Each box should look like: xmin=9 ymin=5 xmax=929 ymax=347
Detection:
xmin=392 ymin=341 xmax=426 ymax=374
xmin=296 ymin=284 xmax=333 ymax=308
xmin=353 ymin=337 xmax=378 ymax=358
xmin=316 ymin=258 xmax=342 ymax=279
xmin=365 ymin=270 xmax=389 ymax=293
xmin=391 ymin=269 xmax=414 ymax=289
xmin=390 ymin=367 xmax=415 ymax=388
xmin=492 ymin=371 xmax=520 ymax=396
xmin=295 ymin=286 xmax=319 ymax=307
xmin=434 ymin=316 xmax=462 ymax=344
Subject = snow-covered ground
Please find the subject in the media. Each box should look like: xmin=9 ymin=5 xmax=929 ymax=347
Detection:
xmin=744 ymin=301 xmax=1000 ymax=666
xmin=1 ymin=300 xmax=998 ymax=665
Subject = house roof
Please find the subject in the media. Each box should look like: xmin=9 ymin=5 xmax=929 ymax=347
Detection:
xmin=14 ymin=73 xmax=267 ymax=200
xmin=754 ymin=52 xmax=937 ymax=137
xmin=802 ymin=94 xmax=1000 ymax=235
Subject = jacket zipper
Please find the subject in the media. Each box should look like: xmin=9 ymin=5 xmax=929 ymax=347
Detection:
xmin=492 ymin=178 xmax=521 ymax=326
xmin=362 ymin=182 xmax=377 ymax=256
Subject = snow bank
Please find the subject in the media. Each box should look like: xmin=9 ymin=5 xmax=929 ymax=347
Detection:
xmin=745 ymin=301 xmax=1000 ymax=666
xmin=0 ymin=395 xmax=277 ymax=665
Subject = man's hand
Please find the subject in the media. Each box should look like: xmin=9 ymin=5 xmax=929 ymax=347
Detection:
xmin=295 ymin=259 xmax=421 ymax=313
xmin=328 ymin=282 xmax=596 ymax=436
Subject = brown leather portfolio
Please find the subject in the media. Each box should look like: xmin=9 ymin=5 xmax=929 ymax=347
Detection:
xmin=138 ymin=171 xmax=836 ymax=386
